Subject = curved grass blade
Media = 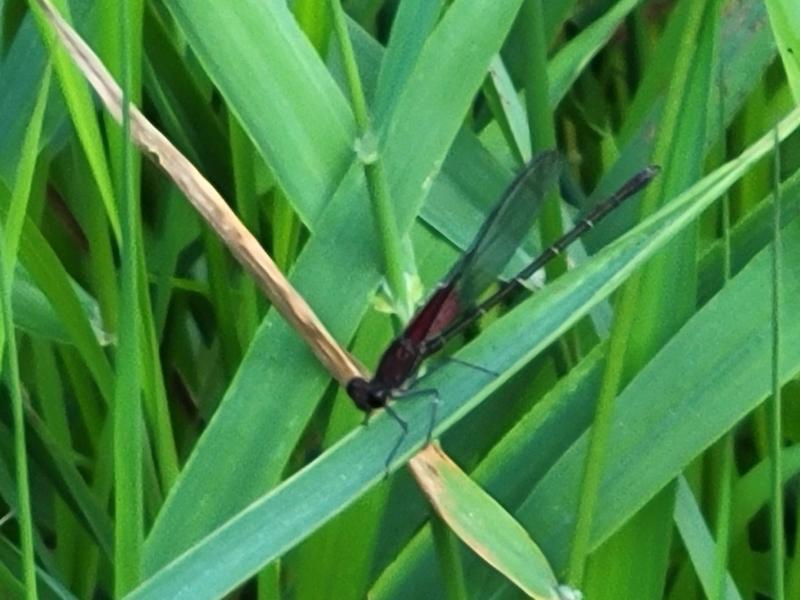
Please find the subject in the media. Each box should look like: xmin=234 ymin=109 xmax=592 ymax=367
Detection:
xmin=674 ymin=478 xmax=743 ymax=599
xmin=411 ymin=444 xmax=563 ymax=600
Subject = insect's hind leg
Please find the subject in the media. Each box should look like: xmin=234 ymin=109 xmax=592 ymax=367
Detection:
xmin=382 ymin=403 xmax=408 ymax=473
xmin=381 ymin=388 xmax=440 ymax=474
xmin=415 ymin=349 xmax=499 ymax=380
xmin=395 ymin=387 xmax=440 ymax=443
xmin=445 ymin=355 xmax=498 ymax=377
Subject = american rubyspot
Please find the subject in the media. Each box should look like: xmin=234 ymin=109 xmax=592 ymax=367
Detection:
xmin=347 ymin=151 xmax=659 ymax=466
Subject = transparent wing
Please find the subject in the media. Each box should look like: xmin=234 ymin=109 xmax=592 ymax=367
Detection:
xmin=442 ymin=150 xmax=562 ymax=312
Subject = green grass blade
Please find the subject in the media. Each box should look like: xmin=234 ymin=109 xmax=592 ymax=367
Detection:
xmin=21 ymin=407 xmax=113 ymax=559
xmin=29 ymin=0 xmax=120 ymax=240
xmin=0 ymin=14 xmax=53 ymax=185
xmin=767 ymin=129 xmax=785 ymax=600
xmin=674 ymin=478 xmax=743 ymax=599
xmin=0 ymin=62 xmax=51 ymax=600
xmin=16 ymin=215 xmax=114 ymax=403
xmin=0 ymin=50 xmax=52 ymax=600
xmin=0 ymin=537 xmax=77 ymax=600
xmin=371 ymin=0 xmax=443 ymax=123
xmin=330 ymin=0 xmax=410 ymax=319
xmin=162 ymin=0 xmax=357 ymax=226
xmin=765 ymin=0 xmax=800 ymax=103
xmin=113 ymin=0 xmax=144 ymax=593
xmin=591 ymin=0 xmax=774 ymax=214
xmin=732 ymin=446 xmax=800 ymax=540
xmin=1 ymin=67 xmax=50 ymax=277
xmin=412 ymin=445 xmax=561 ymax=600
xmin=548 ymin=0 xmax=643 ymax=106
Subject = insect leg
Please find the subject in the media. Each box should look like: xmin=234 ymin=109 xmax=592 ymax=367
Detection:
xmin=383 ymin=403 xmax=408 ymax=474
xmin=445 ymin=355 xmax=498 ymax=377
xmin=395 ymin=387 xmax=441 ymax=443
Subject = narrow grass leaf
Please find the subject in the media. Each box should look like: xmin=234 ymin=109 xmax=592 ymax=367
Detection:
xmin=731 ymin=446 xmax=800 ymax=540
xmin=1 ymin=67 xmax=50 ymax=276
xmin=590 ymin=0 xmax=775 ymax=228
xmin=0 ymin=52 xmax=52 ymax=600
xmin=11 ymin=264 xmax=107 ymax=345
xmin=548 ymin=0 xmax=643 ymax=106
xmin=0 ymin=14 xmax=54 ymax=185
xmin=485 ymin=55 xmax=530 ymax=161
xmin=674 ymin=478 xmax=743 ymax=600
xmin=23 ymin=408 xmax=113 ymax=559
xmin=162 ymin=0 xmax=357 ymax=225
xmin=766 ymin=129 xmax=785 ymax=599
xmin=372 ymin=0 xmax=444 ymax=123
xmin=13 ymin=192 xmax=115 ymax=399
xmin=28 ymin=0 xmax=120 ymax=240
xmin=112 ymin=1 xmax=144 ymax=592
xmin=765 ymin=0 xmax=800 ymax=102
xmin=0 ymin=538 xmax=77 ymax=600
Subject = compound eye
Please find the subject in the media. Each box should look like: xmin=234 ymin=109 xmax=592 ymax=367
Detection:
xmin=346 ymin=379 xmax=372 ymax=412
xmin=368 ymin=392 xmax=387 ymax=410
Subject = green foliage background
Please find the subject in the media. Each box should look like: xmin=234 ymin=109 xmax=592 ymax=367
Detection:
xmin=0 ymin=0 xmax=799 ymax=598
